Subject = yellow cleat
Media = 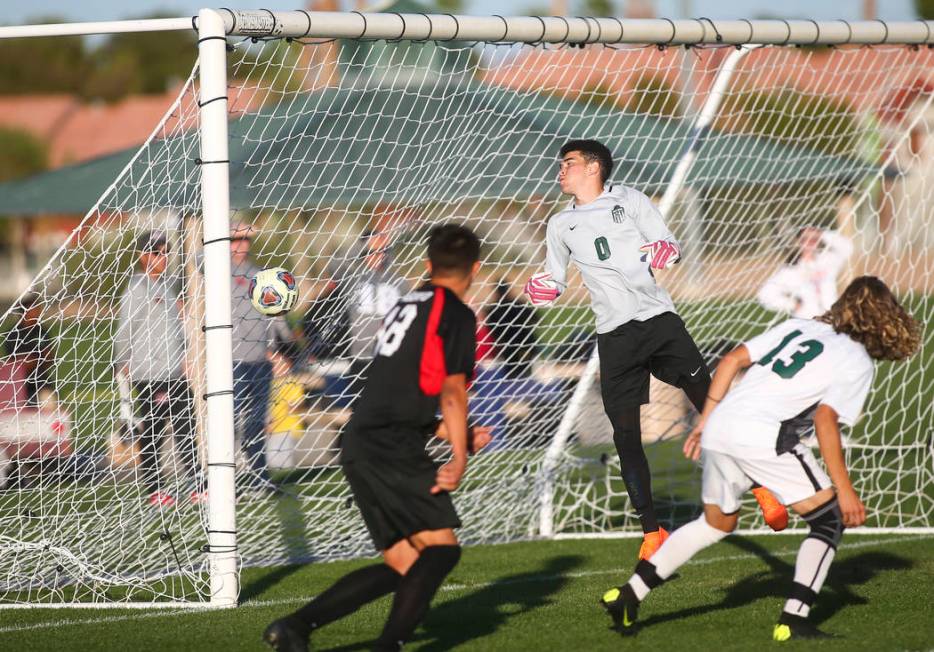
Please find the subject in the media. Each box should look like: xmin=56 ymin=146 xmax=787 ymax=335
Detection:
xmin=773 ymin=624 xmax=792 ymax=642
xmin=600 ymin=584 xmax=640 ymax=632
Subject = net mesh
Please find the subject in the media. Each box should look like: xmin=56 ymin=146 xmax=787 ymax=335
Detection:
xmin=0 ymin=34 xmax=931 ymax=605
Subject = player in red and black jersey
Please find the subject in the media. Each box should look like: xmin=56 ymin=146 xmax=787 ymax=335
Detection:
xmin=264 ymin=224 xmax=487 ymax=652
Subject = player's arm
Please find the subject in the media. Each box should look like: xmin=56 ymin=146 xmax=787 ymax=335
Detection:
xmin=431 ymin=373 xmax=469 ymax=494
xmin=819 ymin=229 xmax=854 ymax=273
xmin=434 ymin=421 xmax=493 ymax=454
xmin=757 ymin=268 xmax=801 ymax=314
xmin=683 ymin=344 xmax=752 ymax=461
xmin=634 ymin=191 xmax=681 ymax=270
xmin=813 ymin=404 xmax=865 ymax=527
xmin=524 ymin=219 xmax=568 ymax=306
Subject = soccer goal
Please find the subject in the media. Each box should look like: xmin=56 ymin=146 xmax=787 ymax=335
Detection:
xmin=0 ymin=9 xmax=930 ymax=608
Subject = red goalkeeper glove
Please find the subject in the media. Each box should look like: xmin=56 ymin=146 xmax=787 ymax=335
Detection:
xmin=639 ymin=240 xmax=680 ymax=270
xmin=524 ymin=272 xmax=560 ymax=306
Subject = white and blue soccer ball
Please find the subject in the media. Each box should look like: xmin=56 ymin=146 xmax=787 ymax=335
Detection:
xmin=249 ymin=267 xmax=298 ymax=316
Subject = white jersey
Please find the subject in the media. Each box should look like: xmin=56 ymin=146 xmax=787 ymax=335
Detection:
xmin=757 ymin=230 xmax=853 ymax=319
xmin=702 ymin=318 xmax=874 ymax=459
xmin=544 ymin=184 xmax=677 ymax=334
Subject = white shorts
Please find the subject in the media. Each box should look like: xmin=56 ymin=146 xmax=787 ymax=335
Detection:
xmin=701 ymin=443 xmax=831 ymax=514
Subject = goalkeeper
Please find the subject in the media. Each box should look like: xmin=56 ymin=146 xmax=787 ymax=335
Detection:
xmin=525 ymin=139 xmax=785 ymax=559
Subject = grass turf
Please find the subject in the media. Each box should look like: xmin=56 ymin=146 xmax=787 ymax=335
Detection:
xmin=2 ymin=533 xmax=933 ymax=651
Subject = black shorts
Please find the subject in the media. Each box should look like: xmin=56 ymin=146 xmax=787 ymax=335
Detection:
xmin=597 ymin=311 xmax=710 ymax=419
xmin=342 ymin=448 xmax=461 ymax=552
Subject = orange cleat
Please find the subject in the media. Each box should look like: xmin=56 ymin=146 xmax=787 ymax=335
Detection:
xmin=638 ymin=527 xmax=669 ymax=560
xmin=752 ymin=486 xmax=788 ymax=531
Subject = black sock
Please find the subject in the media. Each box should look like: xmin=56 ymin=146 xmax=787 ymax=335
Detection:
xmin=374 ymin=545 xmax=461 ymax=651
xmin=290 ymin=563 xmax=401 ymax=636
xmin=612 ymin=406 xmax=659 ymax=533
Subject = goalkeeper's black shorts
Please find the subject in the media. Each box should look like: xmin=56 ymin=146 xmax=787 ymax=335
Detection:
xmin=342 ymin=440 xmax=461 ymax=552
xmin=597 ymin=311 xmax=710 ymax=418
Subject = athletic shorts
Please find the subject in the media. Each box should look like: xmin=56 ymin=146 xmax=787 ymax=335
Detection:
xmin=342 ymin=449 xmax=461 ymax=552
xmin=596 ymin=311 xmax=710 ymax=417
xmin=701 ymin=443 xmax=831 ymax=514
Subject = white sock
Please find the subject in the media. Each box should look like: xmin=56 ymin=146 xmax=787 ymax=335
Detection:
xmin=627 ymin=515 xmax=729 ymax=600
xmin=783 ymin=538 xmax=836 ymax=618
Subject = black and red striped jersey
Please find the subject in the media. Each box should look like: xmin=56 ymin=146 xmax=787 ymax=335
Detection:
xmin=342 ymin=282 xmax=477 ymax=460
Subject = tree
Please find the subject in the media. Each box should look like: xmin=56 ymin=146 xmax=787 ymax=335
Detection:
xmin=0 ymin=19 xmax=90 ymax=95
xmin=915 ymin=0 xmax=934 ymax=19
xmin=0 ymin=13 xmax=196 ymax=101
xmin=0 ymin=128 xmax=48 ymax=182
xmin=433 ymin=0 xmax=464 ymax=10
xmin=582 ymin=0 xmax=616 ymax=16
xmin=89 ymin=16 xmax=197 ymax=97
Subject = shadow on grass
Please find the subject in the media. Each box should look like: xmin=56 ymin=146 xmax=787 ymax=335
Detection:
xmin=319 ymin=554 xmax=584 ymax=652
xmin=632 ymin=535 xmax=912 ymax=634
xmin=239 ymin=491 xmax=312 ymax=602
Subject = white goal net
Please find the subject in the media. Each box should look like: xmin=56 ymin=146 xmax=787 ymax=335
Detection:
xmin=0 ymin=14 xmax=931 ymax=605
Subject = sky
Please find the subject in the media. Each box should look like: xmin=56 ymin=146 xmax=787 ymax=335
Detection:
xmin=0 ymin=0 xmax=919 ymax=27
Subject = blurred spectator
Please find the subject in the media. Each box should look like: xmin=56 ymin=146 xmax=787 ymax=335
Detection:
xmin=229 ymin=223 xmax=295 ymax=493
xmin=3 ymin=292 xmax=54 ymax=407
xmin=114 ymin=231 xmax=200 ymax=507
xmin=266 ymin=350 xmax=306 ymax=469
xmin=302 ymin=230 xmax=407 ymax=404
xmin=757 ymin=227 xmax=853 ymax=319
xmin=485 ymin=281 xmax=540 ymax=379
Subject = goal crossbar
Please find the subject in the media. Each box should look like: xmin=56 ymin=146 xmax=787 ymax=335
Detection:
xmin=0 ymin=12 xmax=931 ymax=46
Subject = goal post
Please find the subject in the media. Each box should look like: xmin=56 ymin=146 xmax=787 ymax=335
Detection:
xmin=0 ymin=11 xmax=930 ymax=608
xmin=197 ymin=8 xmax=239 ymax=609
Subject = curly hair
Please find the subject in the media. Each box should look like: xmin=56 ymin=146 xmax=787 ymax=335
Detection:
xmin=818 ymin=276 xmax=922 ymax=361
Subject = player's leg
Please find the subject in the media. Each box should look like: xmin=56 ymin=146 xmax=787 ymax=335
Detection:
xmin=241 ymin=361 xmax=274 ymax=487
xmin=602 ymin=450 xmax=749 ymax=632
xmin=134 ymin=382 xmax=172 ymax=505
xmin=597 ymin=326 xmax=663 ymax=554
xmin=264 ymin=546 xmax=406 ymax=652
xmin=264 ymin=461 xmax=406 ymax=650
xmin=169 ymin=379 xmax=203 ymax=500
xmin=652 ymin=314 xmax=788 ymax=530
xmin=609 ymin=404 xmax=665 ymax=546
xmin=374 ymin=528 xmax=462 ymax=652
xmin=764 ymin=446 xmax=840 ymax=640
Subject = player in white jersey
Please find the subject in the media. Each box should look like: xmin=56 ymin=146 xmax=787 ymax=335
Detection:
xmin=601 ymin=276 xmax=921 ymax=641
xmin=525 ymin=139 xmax=786 ymax=559
xmin=757 ymin=227 xmax=854 ymax=319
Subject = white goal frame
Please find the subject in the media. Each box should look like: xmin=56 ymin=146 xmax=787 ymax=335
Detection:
xmin=0 ymin=9 xmax=930 ymax=609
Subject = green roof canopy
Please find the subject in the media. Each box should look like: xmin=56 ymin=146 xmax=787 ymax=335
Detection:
xmin=0 ymin=68 xmax=873 ymax=217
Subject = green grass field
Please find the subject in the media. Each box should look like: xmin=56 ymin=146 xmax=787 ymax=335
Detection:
xmin=2 ymin=533 xmax=933 ymax=651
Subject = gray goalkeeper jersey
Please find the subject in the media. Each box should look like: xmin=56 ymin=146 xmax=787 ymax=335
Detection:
xmin=544 ymin=184 xmax=677 ymax=334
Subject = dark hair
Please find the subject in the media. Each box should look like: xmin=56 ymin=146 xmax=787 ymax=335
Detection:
xmin=427 ymin=223 xmax=480 ymax=276
xmin=559 ymin=139 xmax=614 ymax=183
xmin=818 ymin=276 xmax=921 ymax=361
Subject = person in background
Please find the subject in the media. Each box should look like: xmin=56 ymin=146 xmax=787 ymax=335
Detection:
xmin=114 ymin=231 xmax=200 ymax=507
xmin=230 ymin=223 xmax=295 ymax=495
xmin=757 ymin=227 xmax=854 ymax=319
xmin=485 ymin=280 xmax=540 ymax=379
xmin=266 ymin=349 xmax=306 ymax=469
xmin=3 ymin=292 xmax=55 ymax=407
xmin=302 ymin=229 xmax=407 ymax=404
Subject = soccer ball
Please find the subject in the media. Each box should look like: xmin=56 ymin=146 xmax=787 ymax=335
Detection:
xmin=249 ymin=267 xmax=298 ymax=316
